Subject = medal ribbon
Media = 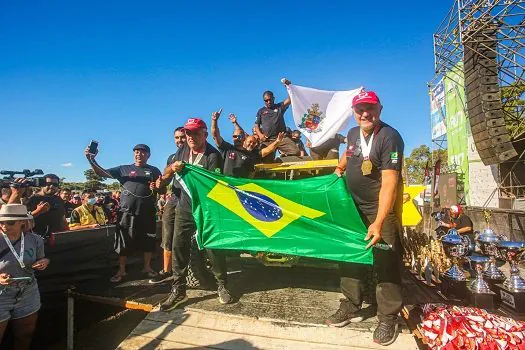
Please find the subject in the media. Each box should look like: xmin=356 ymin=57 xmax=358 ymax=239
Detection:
xmin=189 ymin=152 xmax=204 ymax=165
xmin=2 ymin=233 xmax=25 ymax=268
xmin=359 ymin=130 xmax=375 ymax=160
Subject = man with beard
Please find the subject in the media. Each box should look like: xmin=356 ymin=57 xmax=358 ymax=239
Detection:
xmin=59 ymin=189 xmax=75 ymax=218
xmin=212 ymin=112 xmax=285 ymax=177
xmin=85 ymin=144 xmax=163 ymax=282
xmin=149 ymin=127 xmax=187 ymax=284
xmin=26 ymin=174 xmax=69 ymax=235
xmin=158 ymin=118 xmax=232 ymax=310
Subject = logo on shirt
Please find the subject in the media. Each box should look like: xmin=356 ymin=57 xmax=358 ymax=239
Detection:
xmin=390 ymin=152 xmax=399 ymax=164
xmin=346 ymin=145 xmax=355 ymax=157
xmin=241 ymin=155 xmax=247 ymax=160
xmin=144 ymin=170 xmax=151 ymax=177
xmin=130 ymin=170 xmax=137 ymax=177
xmin=228 ymin=153 xmax=236 ymax=160
xmin=298 ymin=103 xmax=325 ymax=134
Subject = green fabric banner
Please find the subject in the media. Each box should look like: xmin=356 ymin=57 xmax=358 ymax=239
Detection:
xmin=444 ymin=62 xmax=470 ymax=199
xmin=179 ymin=164 xmax=373 ymax=265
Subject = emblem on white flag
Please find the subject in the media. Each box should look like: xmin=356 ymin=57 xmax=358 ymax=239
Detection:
xmin=287 ymin=84 xmax=363 ymax=148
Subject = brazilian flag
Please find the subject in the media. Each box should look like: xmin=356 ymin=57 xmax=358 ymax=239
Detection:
xmin=179 ymin=164 xmax=373 ymax=265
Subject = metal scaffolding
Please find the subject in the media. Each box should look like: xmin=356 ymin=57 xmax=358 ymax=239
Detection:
xmin=431 ymin=0 xmax=525 ymax=205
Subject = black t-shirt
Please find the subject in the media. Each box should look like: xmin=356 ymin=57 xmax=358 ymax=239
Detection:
xmin=294 ymin=139 xmax=307 ymax=155
xmin=345 ymin=122 xmax=404 ymax=218
xmin=63 ymin=201 xmax=75 ymax=218
xmin=311 ymin=134 xmax=346 ymax=154
xmin=255 ymin=102 xmax=288 ymax=138
xmin=107 ymin=164 xmax=162 ymax=216
xmin=26 ymin=194 xmax=67 ymax=235
xmin=166 ymin=152 xmax=182 ymax=198
xmin=219 ymin=140 xmax=261 ymax=178
xmin=444 ymin=213 xmax=474 ymax=236
xmin=171 ymin=143 xmax=223 ymax=211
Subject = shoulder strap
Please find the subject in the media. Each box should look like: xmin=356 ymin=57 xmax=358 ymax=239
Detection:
xmin=0 ymin=237 xmax=21 ymax=260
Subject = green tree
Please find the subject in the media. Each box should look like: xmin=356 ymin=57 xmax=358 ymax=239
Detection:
xmin=501 ymin=81 xmax=525 ymax=139
xmin=107 ymin=181 xmax=121 ymax=191
xmin=403 ymin=145 xmax=448 ymax=184
xmin=84 ymin=169 xmax=106 ymax=190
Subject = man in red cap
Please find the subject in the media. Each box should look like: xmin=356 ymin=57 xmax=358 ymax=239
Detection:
xmin=157 ymin=117 xmax=233 ymax=310
xmin=328 ymin=90 xmax=405 ymax=346
xmin=439 ymin=204 xmax=474 ymax=240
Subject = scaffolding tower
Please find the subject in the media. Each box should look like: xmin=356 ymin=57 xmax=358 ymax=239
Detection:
xmin=431 ymin=0 xmax=525 ymax=206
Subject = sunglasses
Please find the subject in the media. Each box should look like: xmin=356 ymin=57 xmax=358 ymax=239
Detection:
xmin=2 ymin=221 xmax=17 ymax=226
xmin=232 ymin=134 xmax=244 ymax=139
xmin=45 ymin=183 xmax=60 ymax=188
xmin=264 ymin=99 xmax=272 ymax=102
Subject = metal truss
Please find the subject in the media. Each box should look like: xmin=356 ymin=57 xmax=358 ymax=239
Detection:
xmin=431 ymin=0 xmax=525 ymax=204
xmin=433 ymin=0 xmax=525 ymax=139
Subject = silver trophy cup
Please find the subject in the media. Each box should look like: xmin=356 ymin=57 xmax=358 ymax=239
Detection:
xmin=467 ymin=255 xmax=493 ymax=294
xmin=441 ymin=229 xmax=473 ymax=281
xmin=477 ymin=228 xmax=506 ymax=281
xmin=496 ymin=241 xmax=525 ymax=293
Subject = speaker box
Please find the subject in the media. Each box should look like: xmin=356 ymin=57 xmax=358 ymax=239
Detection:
xmin=463 ymin=24 xmax=518 ymax=165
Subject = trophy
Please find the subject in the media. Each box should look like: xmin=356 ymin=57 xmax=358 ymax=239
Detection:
xmin=441 ymin=229 xmax=472 ymax=281
xmin=495 ymin=241 xmax=525 ymax=314
xmin=466 ymin=255 xmax=495 ymax=309
xmin=439 ymin=228 xmax=472 ymax=300
xmin=477 ymin=228 xmax=506 ymax=282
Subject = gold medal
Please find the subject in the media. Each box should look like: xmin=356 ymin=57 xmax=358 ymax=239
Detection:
xmin=361 ymin=159 xmax=373 ymax=176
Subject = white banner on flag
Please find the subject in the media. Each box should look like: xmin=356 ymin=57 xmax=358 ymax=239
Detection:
xmin=287 ymin=84 xmax=363 ymax=147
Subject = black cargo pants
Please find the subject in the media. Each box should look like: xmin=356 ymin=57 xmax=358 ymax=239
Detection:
xmin=339 ymin=213 xmax=403 ymax=323
xmin=171 ymin=207 xmax=227 ymax=290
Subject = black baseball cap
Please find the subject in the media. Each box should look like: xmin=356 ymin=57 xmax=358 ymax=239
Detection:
xmin=133 ymin=144 xmax=150 ymax=153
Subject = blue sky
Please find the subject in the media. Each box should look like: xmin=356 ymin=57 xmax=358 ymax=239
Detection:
xmin=1 ymin=1 xmax=452 ymax=182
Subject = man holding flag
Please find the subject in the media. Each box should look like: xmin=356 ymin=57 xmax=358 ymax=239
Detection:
xmin=253 ymin=79 xmax=300 ymax=160
xmin=329 ymin=91 xmax=404 ymax=346
xmin=159 ymin=117 xmax=233 ymax=311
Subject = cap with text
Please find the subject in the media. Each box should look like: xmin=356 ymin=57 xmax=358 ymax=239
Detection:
xmin=352 ymin=91 xmax=381 ymax=107
xmin=184 ymin=118 xmax=207 ymax=131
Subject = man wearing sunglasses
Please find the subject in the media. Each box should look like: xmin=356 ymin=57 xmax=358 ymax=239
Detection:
xmin=26 ymin=174 xmax=69 ymax=236
xmin=253 ymin=79 xmax=300 ymax=161
xmin=211 ymin=111 xmax=284 ymax=177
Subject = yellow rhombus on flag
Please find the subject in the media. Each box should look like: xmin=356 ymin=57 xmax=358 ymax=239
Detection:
xmin=207 ymin=181 xmax=325 ymax=237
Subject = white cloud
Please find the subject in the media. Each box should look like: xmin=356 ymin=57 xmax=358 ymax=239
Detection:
xmin=61 ymin=162 xmax=74 ymax=168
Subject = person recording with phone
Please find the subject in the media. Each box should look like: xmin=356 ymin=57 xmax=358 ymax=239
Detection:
xmin=0 ymin=204 xmax=49 ymax=350
xmin=84 ymin=141 xmax=164 ymax=283
xmin=25 ymin=174 xmax=69 ymax=236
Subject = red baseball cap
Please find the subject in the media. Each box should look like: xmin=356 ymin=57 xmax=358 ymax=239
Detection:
xmin=184 ymin=118 xmax=207 ymax=131
xmin=352 ymin=91 xmax=381 ymax=107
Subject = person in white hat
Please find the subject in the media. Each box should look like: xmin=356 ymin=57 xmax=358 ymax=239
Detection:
xmin=0 ymin=204 xmax=49 ymax=349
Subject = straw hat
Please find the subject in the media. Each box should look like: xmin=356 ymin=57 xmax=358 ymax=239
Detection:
xmin=0 ymin=204 xmax=33 ymax=222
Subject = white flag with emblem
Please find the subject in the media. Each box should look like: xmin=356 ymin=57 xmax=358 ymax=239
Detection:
xmin=287 ymin=84 xmax=363 ymax=147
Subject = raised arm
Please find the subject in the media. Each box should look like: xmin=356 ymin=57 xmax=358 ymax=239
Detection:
xmin=211 ymin=110 xmax=224 ymax=148
xmin=282 ymin=78 xmax=292 ymax=107
xmin=84 ymin=148 xmax=113 ymax=178
xmin=260 ymin=132 xmax=285 ymax=158
xmin=229 ymin=114 xmax=246 ymax=136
